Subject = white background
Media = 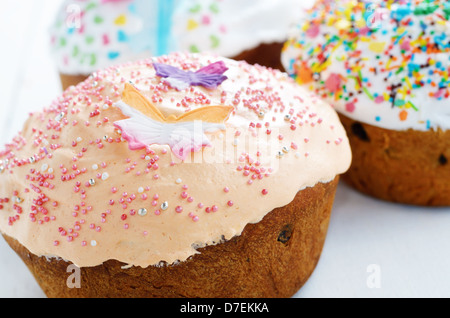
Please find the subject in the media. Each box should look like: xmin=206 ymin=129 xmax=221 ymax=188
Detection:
xmin=1 ymin=0 xmax=450 ymax=298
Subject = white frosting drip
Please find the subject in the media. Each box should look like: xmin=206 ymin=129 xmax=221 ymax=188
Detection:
xmin=282 ymin=0 xmax=450 ymax=131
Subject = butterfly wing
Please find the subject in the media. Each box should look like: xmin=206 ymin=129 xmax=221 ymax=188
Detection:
xmin=114 ymin=100 xmax=167 ymax=150
xmin=174 ymin=106 xmax=234 ymax=124
xmin=196 ymin=61 xmax=228 ymax=75
xmin=153 ymin=62 xmax=187 ymax=79
xmin=115 ymin=83 xmax=233 ymax=160
xmin=122 ymin=83 xmax=167 ymax=122
xmin=169 ymin=122 xmax=218 ymax=160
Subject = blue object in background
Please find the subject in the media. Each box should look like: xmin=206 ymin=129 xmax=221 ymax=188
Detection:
xmin=127 ymin=0 xmax=180 ymax=56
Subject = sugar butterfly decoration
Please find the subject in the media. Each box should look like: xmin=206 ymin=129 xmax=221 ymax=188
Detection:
xmin=113 ymin=62 xmax=233 ymax=161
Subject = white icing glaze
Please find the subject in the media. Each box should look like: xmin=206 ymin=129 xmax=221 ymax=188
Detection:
xmin=49 ymin=0 xmax=173 ymax=75
xmin=50 ymin=0 xmax=313 ymax=75
xmin=282 ymin=0 xmax=450 ymax=131
xmin=172 ymin=0 xmax=311 ymax=57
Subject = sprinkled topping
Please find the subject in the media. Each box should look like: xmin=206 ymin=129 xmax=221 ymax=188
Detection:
xmin=50 ymin=0 xmax=307 ymax=76
xmin=153 ymin=61 xmax=228 ymax=90
xmin=49 ymin=0 xmax=179 ymax=75
xmin=282 ymin=0 xmax=450 ymax=131
xmin=171 ymin=0 xmax=307 ymax=58
xmin=0 ymin=53 xmax=351 ymax=268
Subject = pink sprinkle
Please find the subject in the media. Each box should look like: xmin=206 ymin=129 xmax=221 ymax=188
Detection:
xmin=103 ymin=34 xmax=110 ymax=45
xmin=202 ymin=15 xmax=211 ymax=25
xmin=175 ymin=206 xmax=183 ymax=213
xmin=375 ymin=95 xmax=385 ymax=104
xmin=325 ymin=73 xmax=342 ymax=92
xmin=345 ymin=102 xmax=356 ymax=113
xmin=227 ymin=201 xmax=234 ymax=207
xmin=400 ymin=39 xmax=411 ymax=51
xmin=306 ymin=23 xmax=320 ymax=38
xmin=262 ymin=189 xmax=269 ymax=195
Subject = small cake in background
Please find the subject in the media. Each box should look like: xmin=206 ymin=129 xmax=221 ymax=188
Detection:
xmin=0 ymin=52 xmax=351 ymax=298
xmin=171 ymin=0 xmax=312 ymax=72
xmin=50 ymin=0 xmax=313 ymax=91
xmin=49 ymin=0 xmax=180 ymax=90
xmin=282 ymin=0 xmax=450 ymax=206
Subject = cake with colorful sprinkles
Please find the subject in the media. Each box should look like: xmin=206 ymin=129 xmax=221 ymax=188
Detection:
xmin=171 ymin=0 xmax=310 ymax=72
xmin=50 ymin=0 xmax=180 ymax=90
xmin=0 ymin=52 xmax=351 ymax=298
xmin=282 ymin=0 xmax=450 ymax=206
xmin=50 ymin=0 xmax=311 ymax=90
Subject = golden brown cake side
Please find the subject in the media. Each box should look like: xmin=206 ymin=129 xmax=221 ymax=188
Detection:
xmin=59 ymin=74 xmax=90 ymax=91
xmin=339 ymin=114 xmax=450 ymax=206
xmin=3 ymin=177 xmax=338 ymax=298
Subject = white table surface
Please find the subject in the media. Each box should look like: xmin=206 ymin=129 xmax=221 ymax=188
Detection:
xmin=1 ymin=0 xmax=450 ymax=298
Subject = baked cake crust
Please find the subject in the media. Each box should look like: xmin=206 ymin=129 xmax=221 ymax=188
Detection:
xmin=339 ymin=114 xmax=450 ymax=206
xmin=3 ymin=178 xmax=338 ymax=298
